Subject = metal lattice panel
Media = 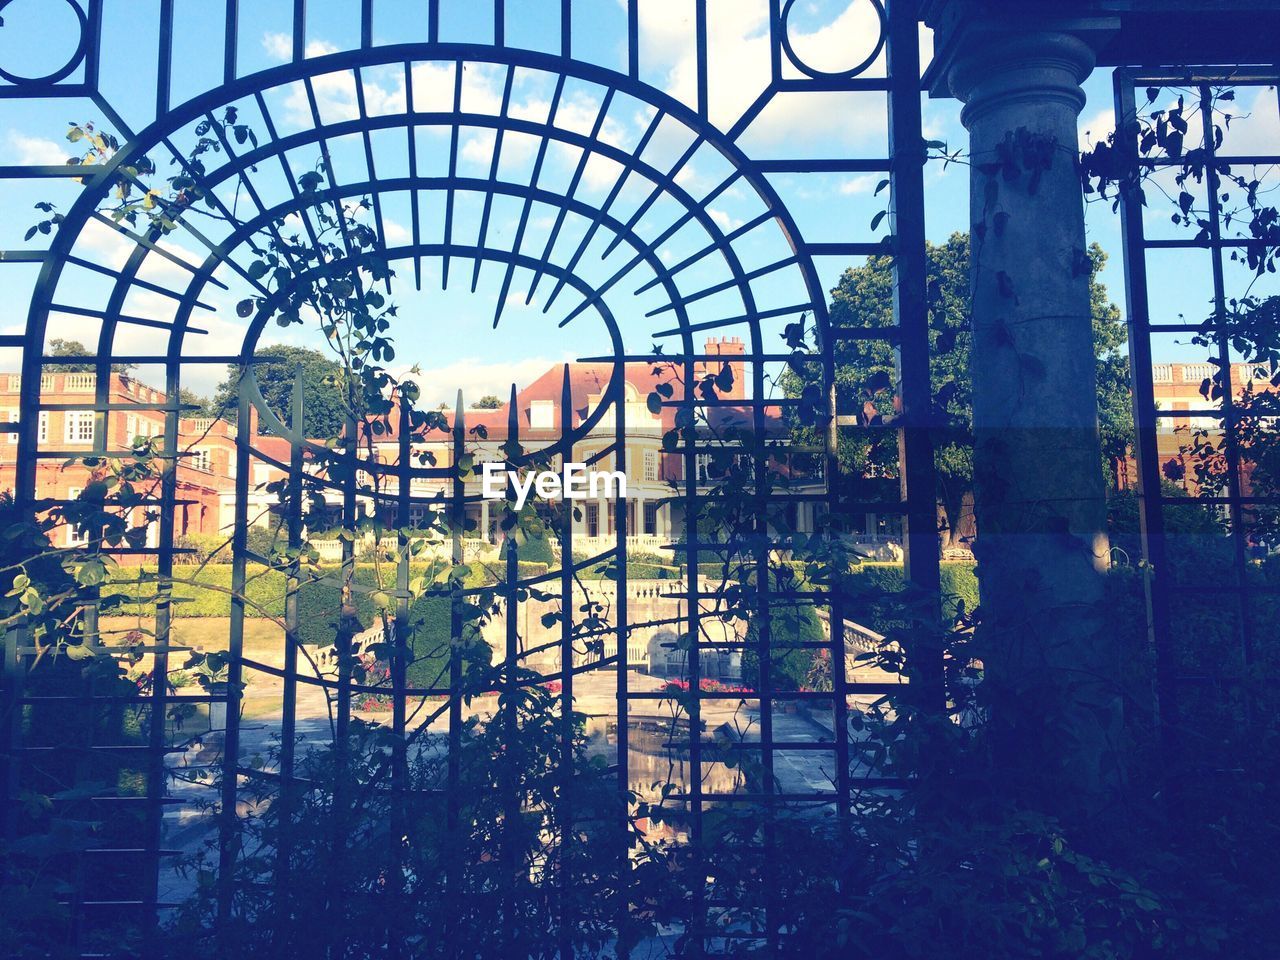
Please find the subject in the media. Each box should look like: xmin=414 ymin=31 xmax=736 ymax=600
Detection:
xmin=0 ymin=1 xmax=937 ymax=953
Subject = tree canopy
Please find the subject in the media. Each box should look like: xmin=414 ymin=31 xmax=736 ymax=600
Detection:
xmin=44 ymin=338 xmax=135 ymax=374
xmin=783 ymin=233 xmax=1132 ymax=548
xmin=210 ymin=344 xmax=347 ymax=439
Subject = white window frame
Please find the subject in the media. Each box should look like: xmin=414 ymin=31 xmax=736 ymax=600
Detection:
xmin=64 ymin=411 xmax=95 ymax=445
xmin=65 ymin=487 xmax=88 ymax=546
xmin=191 ymin=447 xmax=212 ymax=472
xmin=643 ymin=450 xmax=658 ymax=482
xmin=4 ymin=408 xmax=18 ymax=443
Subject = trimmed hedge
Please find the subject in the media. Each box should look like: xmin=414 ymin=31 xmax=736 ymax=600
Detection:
xmin=104 ymin=561 xmax=547 ymax=647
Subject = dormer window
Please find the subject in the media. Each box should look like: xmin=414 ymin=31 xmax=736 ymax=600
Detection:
xmin=530 ymin=399 xmax=554 ymax=429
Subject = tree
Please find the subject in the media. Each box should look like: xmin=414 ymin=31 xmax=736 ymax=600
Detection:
xmin=471 ymin=394 xmax=504 ymax=409
xmin=45 ymin=337 xmax=136 ymax=374
xmin=210 ymin=344 xmax=347 ymax=438
xmin=784 ymin=233 xmax=1131 ymax=550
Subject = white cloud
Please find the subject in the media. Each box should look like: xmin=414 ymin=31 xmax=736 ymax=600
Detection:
xmin=1079 ymin=108 xmax=1114 ymax=150
xmin=708 ymin=207 xmax=742 ymax=232
xmin=1219 ymin=85 xmax=1280 ymax=157
xmin=262 ymin=32 xmax=337 ymax=62
xmin=406 ymin=355 xmax=568 ymax=409
xmin=839 ymin=174 xmax=880 ymax=196
xmin=635 ymin=0 xmax=885 ymax=147
xmin=4 ymin=131 xmax=67 ymax=165
xmin=382 ymin=218 xmax=412 ymax=245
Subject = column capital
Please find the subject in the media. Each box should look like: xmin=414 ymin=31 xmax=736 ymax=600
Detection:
xmin=922 ymin=2 xmax=1117 ymax=126
xmin=948 ymin=28 xmax=1095 ymax=128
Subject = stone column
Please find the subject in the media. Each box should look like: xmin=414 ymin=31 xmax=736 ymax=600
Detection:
xmin=939 ymin=22 xmax=1121 ymax=822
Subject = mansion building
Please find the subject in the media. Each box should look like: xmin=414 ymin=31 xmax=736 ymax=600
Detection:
xmin=0 ymin=338 xmax=841 ymax=559
xmin=4 ymin=354 xmax=1274 ymax=559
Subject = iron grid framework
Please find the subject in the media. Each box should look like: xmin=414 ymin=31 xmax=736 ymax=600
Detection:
xmin=1113 ymin=66 xmax=1280 ymax=753
xmin=0 ymin=0 xmax=939 ymax=952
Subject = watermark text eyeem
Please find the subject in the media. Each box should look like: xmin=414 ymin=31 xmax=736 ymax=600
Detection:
xmin=480 ymin=462 xmax=627 ymax=509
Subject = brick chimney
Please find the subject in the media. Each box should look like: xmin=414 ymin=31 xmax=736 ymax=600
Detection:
xmin=698 ymin=336 xmax=746 ymax=400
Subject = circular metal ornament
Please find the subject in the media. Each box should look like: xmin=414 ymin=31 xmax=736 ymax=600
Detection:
xmin=0 ymin=0 xmax=89 ymax=86
xmin=778 ymin=0 xmax=887 ymax=81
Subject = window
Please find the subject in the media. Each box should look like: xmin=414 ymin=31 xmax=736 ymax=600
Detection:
xmin=65 ymin=487 xmax=88 ymax=546
xmin=585 ymin=502 xmax=599 ymax=538
xmin=643 ymin=501 xmax=658 ymax=535
xmin=4 ymin=408 xmax=17 ymax=443
xmin=643 ymin=450 xmax=658 ymax=482
xmin=125 ymin=414 xmax=159 ymax=443
xmin=695 ymin=453 xmax=713 ymax=483
xmin=64 ymin=411 xmax=95 ymax=445
xmin=530 ymin=399 xmax=554 ymax=429
xmin=191 ymin=448 xmax=212 ymax=472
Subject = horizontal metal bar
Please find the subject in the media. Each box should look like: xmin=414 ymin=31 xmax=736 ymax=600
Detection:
xmin=755 ymin=158 xmax=891 ymax=173
xmin=0 ymin=165 xmax=83 ymax=178
xmin=48 ymin=303 xmax=210 ymax=336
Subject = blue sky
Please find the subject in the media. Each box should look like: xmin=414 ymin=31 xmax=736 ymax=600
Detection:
xmin=1 ymin=0 xmax=1275 ymax=408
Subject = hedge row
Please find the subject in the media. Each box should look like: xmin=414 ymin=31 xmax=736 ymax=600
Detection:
xmin=104 ymin=562 xmax=546 ymax=647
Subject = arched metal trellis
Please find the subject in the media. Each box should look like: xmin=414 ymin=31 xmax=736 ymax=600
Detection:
xmin=0 ymin=1 xmax=938 ymax=954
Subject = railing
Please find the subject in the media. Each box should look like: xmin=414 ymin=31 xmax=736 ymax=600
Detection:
xmin=64 ymin=373 xmax=96 ymax=392
xmin=575 ymin=533 xmax=666 ymax=557
xmin=306 ymin=535 xmax=497 ymax=564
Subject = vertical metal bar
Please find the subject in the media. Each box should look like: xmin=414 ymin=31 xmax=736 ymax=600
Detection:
xmin=157 ymin=0 xmax=174 ymax=118
xmin=695 ymin=0 xmax=708 ymax=119
xmin=361 ymin=0 xmax=373 ymax=48
xmin=274 ymin=366 xmax=304 ymax=941
xmin=84 ymin=0 xmax=104 ymax=89
xmin=749 ymin=351 xmax=778 ymax=951
xmin=627 ymin=0 xmax=639 ymax=79
xmin=142 ymin=345 xmax=181 ymax=930
xmin=886 ymin=0 xmax=942 ymax=708
xmin=429 ymin=0 xmax=440 ymax=43
xmin=391 ymin=391 xmax=412 ymax=948
xmin=612 ymin=370 xmax=631 ymax=946
xmin=558 ymin=366 xmax=575 ymax=960
xmin=326 ymin=401 xmax=358 ymax=957
xmin=443 ymin=60 xmax=464 ymax=289
xmin=447 ymin=392 xmax=465 ymax=930
xmin=768 ymin=0 xmax=783 ymax=84
xmin=494 ymin=0 xmax=505 ymax=46
xmin=561 ymin=0 xmax=572 ymax=59
xmin=223 ymin=0 xmax=239 ymax=84
xmin=218 ymin=368 xmax=253 ymax=930
xmin=1112 ymin=72 xmax=1179 ymax=752
xmin=502 ymin=384 xmax=521 ymax=952
xmin=293 ymin=0 xmax=307 ymax=62
xmin=1197 ymin=84 xmax=1254 ymax=680
xmin=337 ymin=409 xmax=357 ymax=743
xmin=680 ymin=335 xmax=705 ymax=946
xmin=404 ymin=61 xmax=423 ymax=290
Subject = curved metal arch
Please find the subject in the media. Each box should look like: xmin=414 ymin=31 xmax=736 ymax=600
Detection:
xmin=239 ymin=235 xmax=637 ymax=474
xmin=66 ymin=102 xmax=788 ymax=354
xmin=19 ymin=41 xmax=832 ymax=389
